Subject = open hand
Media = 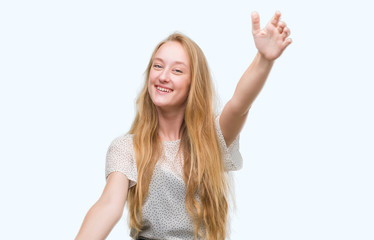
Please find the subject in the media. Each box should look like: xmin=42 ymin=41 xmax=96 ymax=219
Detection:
xmin=251 ymin=11 xmax=292 ymax=61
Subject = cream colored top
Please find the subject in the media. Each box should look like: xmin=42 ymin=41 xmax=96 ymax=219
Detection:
xmin=105 ymin=114 xmax=243 ymax=240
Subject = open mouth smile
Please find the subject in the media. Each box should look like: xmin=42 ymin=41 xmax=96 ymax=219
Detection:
xmin=155 ymin=85 xmax=173 ymax=93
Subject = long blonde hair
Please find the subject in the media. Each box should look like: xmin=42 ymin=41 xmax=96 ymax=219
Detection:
xmin=128 ymin=32 xmax=229 ymax=240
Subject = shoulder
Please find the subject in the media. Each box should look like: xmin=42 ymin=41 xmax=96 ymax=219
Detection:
xmin=105 ymin=133 xmax=138 ymax=186
xmin=110 ymin=133 xmax=133 ymax=146
xmin=107 ymin=133 xmax=134 ymax=153
xmin=214 ymin=112 xmax=243 ymax=171
xmin=213 ymin=113 xmax=226 ymax=147
xmin=106 ymin=133 xmax=135 ymax=165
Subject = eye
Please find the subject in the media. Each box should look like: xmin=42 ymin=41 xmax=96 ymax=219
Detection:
xmin=174 ymin=69 xmax=183 ymax=74
xmin=153 ymin=64 xmax=162 ymax=69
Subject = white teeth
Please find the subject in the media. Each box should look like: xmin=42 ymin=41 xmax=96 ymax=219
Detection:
xmin=156 ymin=86 xmax=172 ymax=93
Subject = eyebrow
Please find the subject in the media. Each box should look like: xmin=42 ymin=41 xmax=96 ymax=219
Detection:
xmin=153 ymin=57 xmax=188 ymax=67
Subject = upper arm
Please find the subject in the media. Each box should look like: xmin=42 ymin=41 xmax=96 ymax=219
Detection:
xmin=99 ymin=172 xmax=129 ymax=215
xmin=219 ymin=99 xmax=250 ymax=147
xmin=105 ymin=134 xmax=137 ymax=188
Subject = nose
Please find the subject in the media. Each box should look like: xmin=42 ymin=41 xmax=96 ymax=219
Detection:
xmin=158 ymin=68 xmax=170 ymax=83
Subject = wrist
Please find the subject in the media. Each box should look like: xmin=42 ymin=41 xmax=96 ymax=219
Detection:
xmin=256 ymin=51 xmax=274 ymax=65
xmin=255 ymin=51 xmax=274 ymax=71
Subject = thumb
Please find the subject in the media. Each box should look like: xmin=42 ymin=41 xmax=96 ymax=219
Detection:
xmin=251 ymin=11 xmax=261 ymax=35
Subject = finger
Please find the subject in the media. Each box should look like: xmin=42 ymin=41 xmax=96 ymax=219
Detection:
xmin=271 ymin=11 xmax=281 ymax=27
xmin=282 ymin=31 xmax=287 ymax=40
xmin=251 ymin=11 xmax=261 ymax=35
xmin=277 ymin=21 xmax=286 ymax=33
xmin=278 ymin=21 xmax=287 ymax=29
xmin=282 ymin=27 xmax=291 ymax=39
xmin=282 ymin=38 xmax=292 ymax=49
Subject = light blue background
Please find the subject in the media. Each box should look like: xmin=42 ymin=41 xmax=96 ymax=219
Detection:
xmin=1 ymin=0 xmax=373 ymax=239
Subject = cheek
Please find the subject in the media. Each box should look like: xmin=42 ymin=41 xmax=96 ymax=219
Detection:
xmin=149 ymin=68 xmax=159 ymax=81
xmin=148 ymin=70 xmax=159 ymax=87
xmin=147 ymin=77 xmax=154 ymax=96
xmin=179 ymin=80 xmax=191 ymax=99
xmin=147 ymin=79 xmax=151 ymax=92
xmin=148 ymin=73 xmax=155 ymax=84
xmin=184 ymin=77 xmax=191 ymax=93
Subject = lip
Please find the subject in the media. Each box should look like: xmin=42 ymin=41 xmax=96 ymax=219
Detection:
xmin=155 ymin=85 xmax=173 ymax=94
xmin=155 ymin=85 xmax=173 ymax=91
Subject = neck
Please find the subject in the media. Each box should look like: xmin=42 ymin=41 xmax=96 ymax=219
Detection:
xmin=156 ymin=106 xmax=185 ymax=141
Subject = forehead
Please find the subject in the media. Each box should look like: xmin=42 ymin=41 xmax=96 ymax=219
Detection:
xmin=154 ymin=41 xmax=190 ymax=66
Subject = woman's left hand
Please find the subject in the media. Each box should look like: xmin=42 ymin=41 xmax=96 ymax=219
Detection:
xmin=251 ymin=11 xmax=292 ymax=61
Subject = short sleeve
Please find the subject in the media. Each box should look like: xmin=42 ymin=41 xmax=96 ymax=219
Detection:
xmin=214 ymin=113 xmax=243 ymax=171
xmin=105 ymin=134 xmax=137 ymax=188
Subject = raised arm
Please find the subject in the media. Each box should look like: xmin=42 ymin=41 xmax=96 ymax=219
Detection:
xmin=75 ymin=172 xmax=129 ymax=240
xmin=220 ymin=11 xmax=292 ymax=146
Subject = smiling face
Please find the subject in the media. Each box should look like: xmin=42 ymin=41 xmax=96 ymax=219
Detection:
xmin=148 ymin=41 xmax=191 ymax=112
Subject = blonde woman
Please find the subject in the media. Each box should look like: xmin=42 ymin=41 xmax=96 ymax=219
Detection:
xmin=75 ymin=11 xmax=292 ymax=240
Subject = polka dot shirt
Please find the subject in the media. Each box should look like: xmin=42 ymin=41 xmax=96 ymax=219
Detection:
xmin=105 ymin=114 xmax=243 ymax=240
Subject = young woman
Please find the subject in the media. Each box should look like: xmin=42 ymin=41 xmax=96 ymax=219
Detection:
xmin=75 ymin=11 xmax=292 ymax=240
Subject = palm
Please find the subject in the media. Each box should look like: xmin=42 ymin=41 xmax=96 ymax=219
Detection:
xmin=252 ymin=11 xmax=292 ymax=61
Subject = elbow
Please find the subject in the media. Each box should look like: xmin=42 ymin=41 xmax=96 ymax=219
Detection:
xmin=96 ymin=197 xmax=125 ymax=222
xmin=110 ymin=201 xmax=126 ymax=221
xmin=75 ymin=199 xmax=124 ymax=240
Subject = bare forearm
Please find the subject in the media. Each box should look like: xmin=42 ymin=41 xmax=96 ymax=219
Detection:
xmin=75 ymin=200 xmax=123 ymax=240
xmin=231 ymin=51 xmax=274 ymax=115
